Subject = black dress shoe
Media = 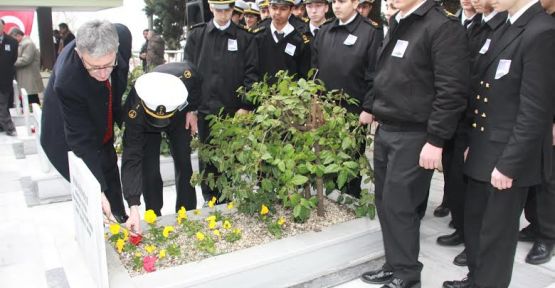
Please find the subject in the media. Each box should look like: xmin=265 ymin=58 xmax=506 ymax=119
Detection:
xmin=434 ymin=205 xmax=450 ymax=217
xmin=525 ymin=240 xmax=555 ymax=265
xmin=453 ymin=249 xmax=467 ymax=266
xmin=519 ymin=225 xmax=536 ymax=242
xmin=443 ymin=278 xmax=471 ymax=288
xmin=437 ymin=231 xmax=464 ymax=246
xmin=361 ymin=269 xmax=393 ymax=284
xmin=6 ymin=129 xmax=16 ymax=136
xmin=381 ymin=278 xmax=421 ymax=288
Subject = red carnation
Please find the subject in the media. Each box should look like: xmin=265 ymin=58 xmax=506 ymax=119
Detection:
xmin=143 ymin=256 xmax=157 ymax=272
xmin=129 ymin=234 xmax=143 ymax=246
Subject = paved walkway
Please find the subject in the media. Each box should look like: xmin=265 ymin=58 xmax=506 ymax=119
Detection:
xmin=0 ymin=128 xmax=554 ymax=288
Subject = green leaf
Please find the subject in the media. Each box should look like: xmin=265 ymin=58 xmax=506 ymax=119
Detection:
xmin=324 ymin=164 xmax=340 ymax=174
xmin=291 ymin=175 xmax=309 ymax=186
xmin=337 ymin=170 xmax=348 ymax=189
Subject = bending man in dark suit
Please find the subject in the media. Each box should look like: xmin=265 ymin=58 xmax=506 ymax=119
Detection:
xmin=41 ymin=20 xmax=132 ymax=223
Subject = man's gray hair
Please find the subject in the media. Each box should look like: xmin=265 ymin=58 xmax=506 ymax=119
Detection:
xmin=76 ymin=20 xmax=119 ymax=58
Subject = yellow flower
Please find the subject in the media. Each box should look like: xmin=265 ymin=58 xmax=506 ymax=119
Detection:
xmin=196 ymin=232 xmax=205 ymax=241
xmin=144 ymin=210 xmax=157 ymax=224
xmin=260 ymin=204 xmax=269 ymax=215
xmin=194 ymin=209 xmax=201 ymax=215
xmin=223 ymin=220 xmax=232 ymax=230
xmin=233 ymin=228 xmax=241 ymax=235
xmin=159 ymin=249 xmax=166 ymax=259
xmin=163 ymin=226 xmax=175 ymax=238
xmin=145 ymin=244 xmax=156 ymax=254
xmin=134 ymin=252 xmax=142 ymax=257
xmin=116 ymin=238 xmax=125 ymax=254
xmin=227 ymin=202 xmax=234 ymax=209
xmin=213 ymin=229 xmax=221 ymax=238
xmin=278 ymin=217 xmax=286 ymax=226
xmin=177 ymin=207 xmax=188 ymax=224
xmin=208 ymin=196 xmax=217 ymax=208
xmin=122 ymin=228 xmax=129 ymax=241
xmin=109 ymin=223 xmax=120 ymax=235
xmin=208 ymin=220 xmax=217 ymax=230
xmin=205 ymin=215 xmax=216 ymax=222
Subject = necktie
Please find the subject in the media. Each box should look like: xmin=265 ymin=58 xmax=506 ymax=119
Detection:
xmin=313 ymin=28 xmax=319 ymax=37
xmin=274 ymin=31 xmax=285 ymax=42
xmin=102 ymin=80 xmax=113 ymax=144
xmin=464 ymin=18 xmax=473 ymax=29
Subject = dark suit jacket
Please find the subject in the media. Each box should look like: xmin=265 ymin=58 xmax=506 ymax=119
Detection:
xmin=40 ymin=24 xmax=132 ymax=191
xmin=464 ymin=3 xmax=555 ymax=186
xmin=0 ymin=34 xmax=18 ymax=90
xmin=363 ymin=0 xmax=469 ymax=147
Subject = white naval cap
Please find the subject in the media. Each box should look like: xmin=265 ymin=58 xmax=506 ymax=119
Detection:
xmin=235 ymin=0 xmax=249 ymax=12
xmin=135 ymin=72 xmax=188 ymax=127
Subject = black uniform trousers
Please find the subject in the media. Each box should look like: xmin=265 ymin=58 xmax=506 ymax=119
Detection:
xmin=464 ymin=178 xmax=528 ymax=288
xmin=442 ymin=129 xmax=468 ymax=233
xmin=142 ymin=123 xmax=196 ymax=215
xmin=198 ymin=113 xmax=221 ymax=202
xmin=523 ymin=147 xmax=555 ymax=243
xmin=374 ymin=124 xmax=434 ymax=281
xmin=100 ymin=138 xmax=127 ymax=219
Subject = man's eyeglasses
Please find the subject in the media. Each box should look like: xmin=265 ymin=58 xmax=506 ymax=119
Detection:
xmin=81 ymin=56 xmax=118 ymax=72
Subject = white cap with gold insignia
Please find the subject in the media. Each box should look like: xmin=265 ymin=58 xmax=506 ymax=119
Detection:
xmin=135 ymin=72 xmax=188 ymax=127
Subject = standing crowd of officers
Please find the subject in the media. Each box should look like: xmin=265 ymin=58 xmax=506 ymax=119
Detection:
xmin=37 ymin=0 xmax=555 ymax=286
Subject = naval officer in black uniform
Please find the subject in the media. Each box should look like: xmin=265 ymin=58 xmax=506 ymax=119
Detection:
xmin=443 ymin=1 xmax=555 ymax=287
xmin=252 ymin=0 xmax=312 ymax=83
xmin=311 ymin=0 xmax=382 ymax=199
xmin=122 ymin=63 xmax=200 ymax=234
xmin=359 ymin=0 xmax=469 ymax=286
xmin=40 ymin=20 xmax=131 ymax=223
xmin=184 ymin=0 xmax=259 ymax=203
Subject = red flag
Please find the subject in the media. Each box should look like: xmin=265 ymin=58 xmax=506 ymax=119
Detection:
xmin=0 ymin=11 xmax=35 ymax=36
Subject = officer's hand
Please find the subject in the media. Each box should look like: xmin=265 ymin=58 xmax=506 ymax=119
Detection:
xmin=359 ymin=111 xmax=374 ymax=126
xmin=552 ymin=124 xmax=555 ymax=146
xmin=419 ymin=143 xmax=442 ymax=170
xmin=491 ymin=168 xmax=513 ymax=190
xmin=126 ymin=206 xmax=143 ymax=234
xmin=186 ymin=112 xmax=198 ymax=136
xmin=101 ymin=192 xmax=116 ymax=224
xmin=235 ymin=109 xmax=250 ymax=115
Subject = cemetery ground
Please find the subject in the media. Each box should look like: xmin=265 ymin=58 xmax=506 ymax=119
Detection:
xmin=1 ymin=128 xmax=555 ymax=288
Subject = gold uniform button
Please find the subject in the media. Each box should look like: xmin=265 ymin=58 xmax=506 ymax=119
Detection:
xmin=481 ymin=113 xmax=486 ymax=118
xmin=474 ymin=109 xmax=478 ymax=114
xmin=480 ymin=81 xmax=484 ymax=85
xmin=480 ymin=127 xmax=484 ymax=132
xmin=472 ymin=123 xmax=477 ymax=128
xmin=485 ymin=83 xmax=490 ymax=88
xmin=476 ymin=95 xmax=481 ymax=100
xmin=484 ymin=98 xmax=488 ymax=103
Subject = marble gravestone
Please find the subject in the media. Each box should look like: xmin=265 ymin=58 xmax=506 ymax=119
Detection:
xmin=68 ymin=152 xmax=109 ymax=288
